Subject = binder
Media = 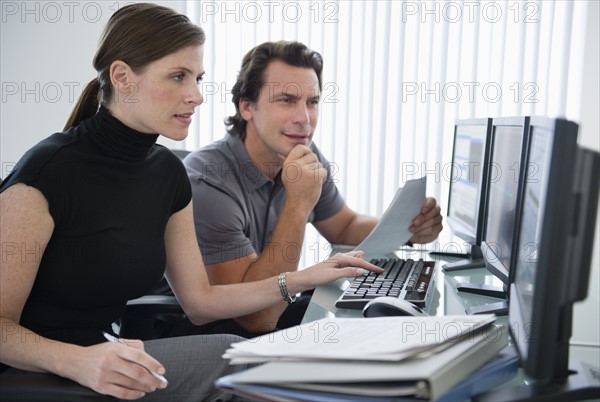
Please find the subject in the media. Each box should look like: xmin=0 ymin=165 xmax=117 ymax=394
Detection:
xmin=437 ymin=347 xmax=519 ymax=401
xmin=217 ymin=324 xmax=509 ymax=401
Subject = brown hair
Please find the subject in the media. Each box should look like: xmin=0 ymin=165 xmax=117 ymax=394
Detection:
xmin=225 ymin=41 xmax=323 ymax=140
xmin=64 ymin=3 xmax=205 ymax=130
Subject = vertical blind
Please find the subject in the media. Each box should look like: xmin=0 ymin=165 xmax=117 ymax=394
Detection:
xmin=179 ymin=0 xmax=588 ymax=267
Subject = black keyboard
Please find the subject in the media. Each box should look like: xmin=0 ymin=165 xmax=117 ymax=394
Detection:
xmin=335 ymin=258 xmax=437 ymax=309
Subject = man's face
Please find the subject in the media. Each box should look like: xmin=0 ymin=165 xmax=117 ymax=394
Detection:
xmin=241 ymin=60 xmax=320 ymax=160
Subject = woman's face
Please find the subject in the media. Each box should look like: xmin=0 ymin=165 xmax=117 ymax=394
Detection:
xmin=110 ymin=45 xmax=205 ymax=141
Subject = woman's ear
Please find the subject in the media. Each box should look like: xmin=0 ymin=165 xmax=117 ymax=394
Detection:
xmin=109 ymin=60 xmax=136 ymax=96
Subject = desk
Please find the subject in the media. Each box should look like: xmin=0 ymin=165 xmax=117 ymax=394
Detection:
xmin=301 ymin=247 xmax=600 ymax=401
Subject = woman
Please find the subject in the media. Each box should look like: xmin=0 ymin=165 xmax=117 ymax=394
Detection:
xmin=0 ymin=3 xmax=381 ymax=401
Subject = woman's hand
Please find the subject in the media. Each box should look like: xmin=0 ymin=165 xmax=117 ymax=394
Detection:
xmin=286 ymin=251 xmax=383 ymax=294
xmin=66 ymin=339 xmax=167 ymax=400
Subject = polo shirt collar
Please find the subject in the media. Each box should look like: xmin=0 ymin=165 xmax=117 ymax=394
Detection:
xmin=225 ymin=134 xmax=273 ymax=192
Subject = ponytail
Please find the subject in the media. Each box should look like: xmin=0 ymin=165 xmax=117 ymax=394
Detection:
xmin=63 ymin=4 xmax=204 ymax=131
xmin=63 ymin=79 xmax=101 ymax=131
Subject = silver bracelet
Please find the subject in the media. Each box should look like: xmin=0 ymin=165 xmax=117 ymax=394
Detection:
xmin=278 ymin=272 xmax=297 ymax=304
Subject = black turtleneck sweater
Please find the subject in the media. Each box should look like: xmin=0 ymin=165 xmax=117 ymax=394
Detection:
xmin=0 ymin=108 xmax=191 ymax=346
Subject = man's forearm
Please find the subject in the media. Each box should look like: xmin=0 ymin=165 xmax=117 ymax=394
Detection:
xmin=241 ymin=203 xmax=310 ymax=283
xmin=332 ymin=214 xmax=379 ymax=246
xmin=233 ymin=203 xmax=311 ymax=332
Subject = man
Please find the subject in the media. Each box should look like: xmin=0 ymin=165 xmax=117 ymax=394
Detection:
xmin=182 ymin=41 xmax=442 ymax=334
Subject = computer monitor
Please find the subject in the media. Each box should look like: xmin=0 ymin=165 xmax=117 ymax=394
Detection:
xmin=457 ymin=117 xmax=530 ymax=315
xmin=477 ymin=117 xmax=600 ymax=401
xmin=442 ymin=118 xmax=492 ymax=271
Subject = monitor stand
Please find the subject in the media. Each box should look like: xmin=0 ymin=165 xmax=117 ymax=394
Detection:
xmin=456 ymin=282 xmax=508 ymax=316
xmin=442 ymin=245 xmax=486 ymax=272
xmin=438 ymin=242 xmax=508 ymax=315
xmin=456 ymin=283 xmax=505 ymax=298
xmin=465 ymin=300 xmax=508 ymax=316
xmin=473 ymin=360 xmax=600 ymax=402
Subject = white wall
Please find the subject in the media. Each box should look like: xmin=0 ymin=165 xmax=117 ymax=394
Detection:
xmin=0 ymin=0 xmax=184 ymax=176
xmin=1 ymin=0 xmax=598 ymax=345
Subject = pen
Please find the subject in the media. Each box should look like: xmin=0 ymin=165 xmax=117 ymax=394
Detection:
xmin=102 ymin=331 xmax=168 ymax=385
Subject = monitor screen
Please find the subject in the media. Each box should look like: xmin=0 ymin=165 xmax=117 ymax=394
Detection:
xmin=453 ymin=118 xmax=529 ymax=314
xmin=511 ymin=124 xmax=551 ymax=328
xmin=481 ymin=118 xmax=530 ymax=285
xmin=511 ymin=121 xmax=577 ymax=368
xmin=446 ymin=118 xmax=492 ymax=247
xmin=480 ymin=118 xmax=600 ymax=400
xmin=509 ymin=117 xmax=600 ymax=389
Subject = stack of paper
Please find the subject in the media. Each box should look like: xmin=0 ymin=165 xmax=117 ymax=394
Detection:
xmin=224 ymin=315 xmax=496 ymax=364
xmin=219 ymin=315 xmax=511 ymax=401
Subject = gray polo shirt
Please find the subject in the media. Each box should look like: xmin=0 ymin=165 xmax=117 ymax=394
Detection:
xmin=184 ymin=134 xmax=346 ymax=265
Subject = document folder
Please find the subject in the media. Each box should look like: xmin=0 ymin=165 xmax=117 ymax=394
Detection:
xmin=217 ymin=324 xmax=508 ymax=401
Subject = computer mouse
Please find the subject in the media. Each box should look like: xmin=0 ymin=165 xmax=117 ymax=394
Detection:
xmin=362 ymin=297 xmax=429 ymax=318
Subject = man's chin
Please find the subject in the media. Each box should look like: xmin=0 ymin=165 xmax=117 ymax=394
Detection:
xmin=288 ymin=139 xmax=313 ymax=149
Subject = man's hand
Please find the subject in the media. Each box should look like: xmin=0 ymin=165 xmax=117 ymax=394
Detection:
xmin=409 ymin=197 xmax=443 ymax=244
xmin=280 ymin=144 xmax=327 ymax=213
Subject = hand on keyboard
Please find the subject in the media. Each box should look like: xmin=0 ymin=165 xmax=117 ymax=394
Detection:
xmin=285 ymin=252 xmax=385 ymax=295
xmin=335 ymin=258 xmax=437 ymax=309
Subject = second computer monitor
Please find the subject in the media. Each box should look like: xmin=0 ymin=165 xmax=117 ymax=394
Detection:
xmin=456 ymin=117 xmax=530 ymax=315
xmin=481 ymin=116 xmax=530 ymax=285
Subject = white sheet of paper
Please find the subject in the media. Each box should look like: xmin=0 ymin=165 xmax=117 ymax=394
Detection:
xmin=223 ymin=315 xmax=496 ymax=364
xmin=353 ymin=177 xmax=426 ymax=257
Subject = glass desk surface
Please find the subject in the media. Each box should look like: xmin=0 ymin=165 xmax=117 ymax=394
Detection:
xmin=301 ymin=247 xmax=600 ymax=401
xmin=302 ymin=247 xmax=508 ymax=324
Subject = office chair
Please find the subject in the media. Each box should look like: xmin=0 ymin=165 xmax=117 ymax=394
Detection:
xmin=170 ymin=149 xmax=191 ymax=160
xmin=0 ymin=369 xmax=115 ymax=402
xmin=118 ymin=294 xmax=184 ymax=340
xmin=0 ymin=294 xmax=184 ymax=401
xmin=0 ymin=296 xmax=183 ymax=401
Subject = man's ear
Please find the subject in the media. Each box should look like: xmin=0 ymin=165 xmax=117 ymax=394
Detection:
xmin=109 ymin=60 xmax=135 ymax=95
xmin=239 ymin=98 xmax=255 ymax=121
